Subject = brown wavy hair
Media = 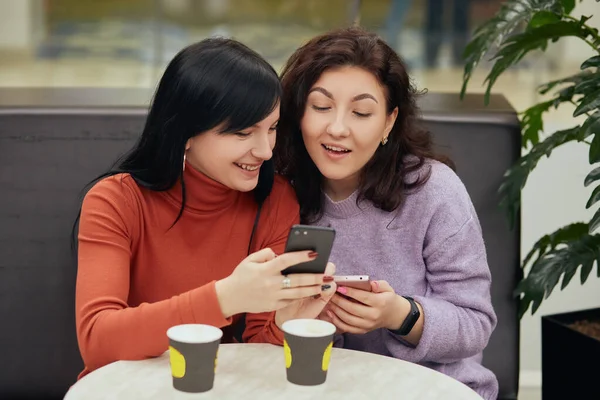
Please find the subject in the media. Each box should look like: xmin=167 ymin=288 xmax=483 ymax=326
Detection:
xmin=274 ymin=26 xmax=453 ymax=223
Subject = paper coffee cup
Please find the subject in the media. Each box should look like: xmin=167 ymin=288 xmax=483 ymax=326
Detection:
xmin=281 ymin=319 xmax=336 ymax=386
xmin=166 ymin=324 xmax=223 ymax=393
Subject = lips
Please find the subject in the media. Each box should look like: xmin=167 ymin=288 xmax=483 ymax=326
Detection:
xmin=234 ymin=163 xmax=261 ymax=171
xmin=322 ymin=144 xmax=351 ymax=153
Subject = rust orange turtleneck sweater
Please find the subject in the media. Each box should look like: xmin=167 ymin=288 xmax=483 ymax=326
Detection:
xmin=75 ymin=163 xmax=298 ymax=378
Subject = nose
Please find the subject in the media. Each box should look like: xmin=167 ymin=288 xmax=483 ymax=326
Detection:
xmin=251 ymin=131 xmax=273 ymax=160
xmin=326 ymin=113 xmax=349 ymax=138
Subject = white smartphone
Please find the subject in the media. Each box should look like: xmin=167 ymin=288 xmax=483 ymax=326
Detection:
xmin=334 ymin=275 xmax=372 ymax=291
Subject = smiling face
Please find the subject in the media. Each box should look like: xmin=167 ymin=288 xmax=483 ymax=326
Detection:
xmin=300 ymin=66 xmax=398 ymax=199
xmin=185 ymin=106 xmax=280 ymax=192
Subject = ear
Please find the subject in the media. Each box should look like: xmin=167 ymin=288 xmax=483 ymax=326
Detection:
xmin=185 ymin=138 xmax=192 ymax=151
xmin=383 ymin=107 xmax=399 ymax=140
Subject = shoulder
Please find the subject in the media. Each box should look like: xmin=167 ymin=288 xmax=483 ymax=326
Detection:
xmin=418 ymin=160 xmax=467 ymax=197
xmin=78 ymin=173 xmax=145 ymax=240
xmin=81 ymin=173 xmax=142 ymax=217
xmin=261 ymin=174 xmax=300 ymax=222
xmin=250 ymin=174 xmax=300 ymax=250
xmin=84 ymin=173 xmax=140 ymax=201
xmin=268 ymin=174 xmax=299 ymax=208
xmin=405 ymin=159 xmax=475 ymax=225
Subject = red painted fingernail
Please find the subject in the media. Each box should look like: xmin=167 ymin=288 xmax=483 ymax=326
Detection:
xmin=323 ymin=276 xmax=334 ymax=282
xmin=337 ymin=286 xmax=347 ymax=295
xmin=308 ymin=251 xmax=318 ymax=259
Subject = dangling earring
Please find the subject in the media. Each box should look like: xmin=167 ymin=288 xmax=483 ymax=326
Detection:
xmin=381 ymin=136 xmax=388 ymax=146
xmin=182 ymin=152 xmax=186 ymax=172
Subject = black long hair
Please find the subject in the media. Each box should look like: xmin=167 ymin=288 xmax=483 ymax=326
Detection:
xmin=274 ymin=27 xmax=453 ymax=223
xmin=72 ymin=37 xmax=281 ymax=246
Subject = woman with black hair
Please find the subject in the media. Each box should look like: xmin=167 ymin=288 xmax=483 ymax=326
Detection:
xmin=275 ymin=27 xmax=497 ymax=399
xmin=74 ymin=38 xmax=335 ymax=378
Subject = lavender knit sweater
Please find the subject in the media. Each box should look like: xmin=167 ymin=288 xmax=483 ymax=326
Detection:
xmin=313 ymin=160 xmax=498 ymax=399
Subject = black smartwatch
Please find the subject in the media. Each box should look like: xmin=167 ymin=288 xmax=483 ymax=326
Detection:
xmin=388 ymin=296 xmax=420 ymax=336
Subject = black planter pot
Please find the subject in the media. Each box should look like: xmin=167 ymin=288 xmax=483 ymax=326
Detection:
xmin=542 ymin=307 xmax=600 ymax=400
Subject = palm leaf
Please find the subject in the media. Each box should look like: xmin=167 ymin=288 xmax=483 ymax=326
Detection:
xmin=514 ymin=226 xmax=600 ymax=318
xmin=519 ymin=72 xmax=598 ymax=149
xmin=522 ymin=222 xmax=588 ymax=267
xmin=586 ymin=184 xmax=600 ymax=209
xmin=538 ymin=67 xmax=599 ymax=108
xmin=519 ymin=100 xmax=554 ymax=148
xmin=581 ymin=55 xmax=600 ymax=69
xmin=585 ymin=112 xmax=600 ymax=162
xmin=538 ymin=70 xmax=594 ymax=96
xmin=483 ymin=21 xmax=596 ymax=103
xmin=528 ymin=10 xmax=561 ymax=29
xmin=520 ymin=71 xmax=600 ymax=149
xmin=559 ymin=0 xmax=576 ymax=14
xmin=589 ymin=208 xmax=600 ymax=234
xmin=572 ymin=77 xmax=600 ymax=100
xmin=461 ymin=0 xmax=568 ymax=101
xmin=500 ymin=127 xmax=582 ymax=227
xmin=574 ymin=87 xmax=600 ymax=117
xmin=584 ymin=164 xmax=600 ymax=187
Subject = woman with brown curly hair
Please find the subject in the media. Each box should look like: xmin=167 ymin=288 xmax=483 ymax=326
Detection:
xmin=274 ymin=27 xmax=498 ymax=399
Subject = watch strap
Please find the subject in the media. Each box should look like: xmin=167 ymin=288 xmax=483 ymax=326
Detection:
xmin=388 ymin=296 xmax=420 ymax=336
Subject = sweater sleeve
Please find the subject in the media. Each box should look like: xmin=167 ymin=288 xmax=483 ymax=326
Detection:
xmin=382 ymin=191 xmax=497 ymax=364
xmin=75 ymin=178 xmax=231 ymax=372
xmin=243 ymin=178 xmax=300 ymax=345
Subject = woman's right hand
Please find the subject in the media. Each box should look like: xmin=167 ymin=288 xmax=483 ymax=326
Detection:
xmin=215 ymin=248 xmax=328 ymax=316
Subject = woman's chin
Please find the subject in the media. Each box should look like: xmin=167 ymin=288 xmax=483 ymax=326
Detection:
xmin=229 ymin=174 xmax=260 ymax=192
xmin=232 ymin=180 xmax=259 ymax=192
xmin=315 ymin=164 xmax=355 ymax=182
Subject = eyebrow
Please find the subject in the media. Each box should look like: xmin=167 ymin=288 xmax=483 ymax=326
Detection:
xmin=309 ymin=87 xmax=378 ymax=104
xmin=249 ymin=119 xmax=279 ymax=128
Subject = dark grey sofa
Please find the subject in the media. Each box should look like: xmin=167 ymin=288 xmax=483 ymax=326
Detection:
xmin=0 ymin=88 xmax=520 ymax=399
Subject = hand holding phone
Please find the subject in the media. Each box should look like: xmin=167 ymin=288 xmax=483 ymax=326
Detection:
xmin=281 ymin=225 xmax=336 ymax=275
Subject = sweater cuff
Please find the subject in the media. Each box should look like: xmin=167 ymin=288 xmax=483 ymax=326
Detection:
xmin=266 ymin=313 xmax=285 ymax=344
xmin=182 ymin=280 xmax=232 ymax=327
xmin=333 ymin=333 xmax=345 ymax=348
xmin=383 ymin=296 xmax=458 ymax=363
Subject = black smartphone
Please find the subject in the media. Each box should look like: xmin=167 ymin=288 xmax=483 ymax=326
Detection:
xmin=281 ymin=224 xmax=336 ymax=275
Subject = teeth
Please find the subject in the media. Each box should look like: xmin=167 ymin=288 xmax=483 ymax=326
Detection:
xmin=236 ymin=163 xmax=260 ymax=171
xmin=323 ymin=144 xmax=349 ymax=152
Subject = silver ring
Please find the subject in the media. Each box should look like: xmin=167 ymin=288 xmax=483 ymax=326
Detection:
xmin=281 ymin=276 xmax=291 ymax=289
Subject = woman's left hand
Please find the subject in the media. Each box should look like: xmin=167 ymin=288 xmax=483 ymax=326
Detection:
xmin=274 ymin=262 xmax=337 ymax=328
xmin=326 ymin=280 xmax=406 ymax=334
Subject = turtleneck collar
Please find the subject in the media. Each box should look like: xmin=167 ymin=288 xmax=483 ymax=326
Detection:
xmin=164 ymin=161 xmax=238 ymax=213
xmin=322 ymin=189 xmax=372 ymax=219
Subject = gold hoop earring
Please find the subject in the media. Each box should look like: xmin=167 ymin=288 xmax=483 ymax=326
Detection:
xmin=381 ymin=137 xmax=388 ymax=146
xmin=182 ymin=153 xmax=186 ymax=172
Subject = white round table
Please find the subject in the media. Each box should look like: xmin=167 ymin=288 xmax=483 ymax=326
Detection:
xmin=65 ymin=344 xmax=483 ymax=400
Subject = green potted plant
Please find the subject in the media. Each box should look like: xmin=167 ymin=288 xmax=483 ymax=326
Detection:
xmin=460 ymin=0 xmax=599 ymax=398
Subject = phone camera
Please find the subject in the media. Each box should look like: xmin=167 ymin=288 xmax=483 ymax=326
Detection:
xmin=303 ymin=231 xmax=308 ymax=235
xmin=294 ymin=231 xmax=299 ymax=235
